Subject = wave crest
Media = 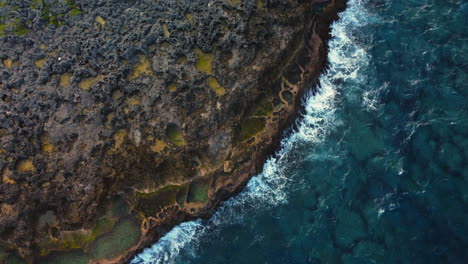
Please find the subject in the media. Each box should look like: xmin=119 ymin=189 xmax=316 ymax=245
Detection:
xmin=132 ymin=1 xmax=372 ymax=263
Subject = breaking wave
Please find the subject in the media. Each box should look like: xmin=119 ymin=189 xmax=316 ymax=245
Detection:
xmin=131 ymin=1 xmax=372 ymax=263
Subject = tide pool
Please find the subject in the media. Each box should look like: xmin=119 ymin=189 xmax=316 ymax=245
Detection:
xmin=133 ymin=0 xmax=468 ymax=263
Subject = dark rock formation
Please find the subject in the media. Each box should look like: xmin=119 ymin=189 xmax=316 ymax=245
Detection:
xmin=0 ymin=0 xmax=346 ymax=263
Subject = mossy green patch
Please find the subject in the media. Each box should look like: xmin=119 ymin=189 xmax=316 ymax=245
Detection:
xmin=41 ymin=5 xmax=64 ymax=26
xmin=150 ymin=139 xmax=169 ymax=153
xmin=78 ymin=74 xmax=104 ymax=90
xmin=128 ymin=55 xmax=153 ymax=80
xmin=256 ymin=0 xmax=264 ymax=9
xmin=226 ymin=0 xmax=240 ymax=6
xmin=16 ymin=159 xmax=35 ymax=173
xmin=0 ymin=19 xmax=28 ymax=36
xmin=255 ymin=102 xmax=274 ymax=117
xmin=95 ymin=16 xmax=105 ymax=27
xmin=65 ymin=0 xmax=76 ymax=7
xmin=35 ymin=58 xmax=47 ymax=68
xmin=239 ymin=118 xmax=266 ymax=141
xmin=1 ymin=0 xmax=81 ymax=35
xmin=89 ymin=219 xmax=140 ymax=260
xmin=135 ymin=185 xmax=187 ymax=216
xmin=37 ymin=251 xmax=89 ymax=264
xmin=67 ymin=8 xmax=81 ymax=16
xmin=176 ymin=184 xmax=189 ymax=206
xmin=59 ymin=73 xmax=72 ymax=87
xmin=176 ymin=56 xmax=187 ymax=64
xmin=0 ymin=24 xmax=6 ymax=36
xmin=162 ymin=24 xmax=170 ymax=38
xmin=39 ymin=230 xmax=91 ymax=256
xmin=194 ymin=48 xmax=214 ymax=74
xmin=2 ymin=58 xmax=13 ymax=69
xmin=111 ymin=129 xmax=127 ymax=152
xmin=12 ymin=23 xmax=29 ymax=35
xmin=56 ymin=232 xmax=90 ymax=250
xmin=187 ymin=179 xmax=210 ymax=203
xmin=166 ymin=125 xmax=186 ymax=146
xmin=110 ymin=197 xmax=130 ymax=217
xmin=126 ymin=95 xmax=141 ymax=106
xmin=37 ymin=214 xmax=120 ymax=257
xmin=206 ymin=77 xmax=226 ymax=96
xmin=168 ymin=82 xmax=177 ymax=92
xmin=185 ymin=13 xmax=194 ymax=26
xmin=90 ymin=217 xmax=118 ymax=241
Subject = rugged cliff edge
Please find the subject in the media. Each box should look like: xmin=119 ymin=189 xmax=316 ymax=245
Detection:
xmin=0 ymin=0 xmax=346 ymax=263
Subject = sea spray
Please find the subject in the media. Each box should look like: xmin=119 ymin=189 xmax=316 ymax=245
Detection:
xmin=132 ymin=0 xmax=372 ymax=263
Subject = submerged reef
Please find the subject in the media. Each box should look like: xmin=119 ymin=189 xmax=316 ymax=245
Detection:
xmin=0 ymin=0 xmax=346 ymax=262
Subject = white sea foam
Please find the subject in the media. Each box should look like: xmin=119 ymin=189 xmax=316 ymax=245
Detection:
xmin=132 ymin=221 xmax=204 ymax=264
xmin=131 ymin=1 xmax=371 ymax=263
xmin=363 ymin=81 xmax=388 ymax=111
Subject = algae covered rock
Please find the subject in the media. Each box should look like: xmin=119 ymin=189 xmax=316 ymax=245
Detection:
xmin=0 ymin=0 xmax=345 ymax=262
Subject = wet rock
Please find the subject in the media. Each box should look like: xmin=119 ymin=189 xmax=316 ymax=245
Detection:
xmin=0 ymin=0 xmax=347 ymax=262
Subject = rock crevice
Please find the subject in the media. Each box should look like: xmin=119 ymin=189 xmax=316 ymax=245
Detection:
xmin=0 ymin=0 xmax=346 ymax=262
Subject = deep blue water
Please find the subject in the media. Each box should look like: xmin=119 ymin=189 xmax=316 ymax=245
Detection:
xmin=132 ymin=0 xmax=468 ymax=263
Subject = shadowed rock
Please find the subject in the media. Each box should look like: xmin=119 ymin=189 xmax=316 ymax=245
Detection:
xmin=0 ymin=0 xmax=346 ymax=262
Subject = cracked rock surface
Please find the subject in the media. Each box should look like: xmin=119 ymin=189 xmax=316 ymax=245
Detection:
xmin=0 ymin=0 xmax=345 ymax=262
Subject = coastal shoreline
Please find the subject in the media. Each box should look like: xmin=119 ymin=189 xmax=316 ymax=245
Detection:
xmin=0 ymin=0 xmax=347 ymax=263
xmin=118 ymin=0 xmax=348 ymax=263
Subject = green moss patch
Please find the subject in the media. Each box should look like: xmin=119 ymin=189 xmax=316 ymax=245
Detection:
xmin=90 ymin=216 xmax=118 ymax=241
xmin=187 ymin=179 xmax=210 ymax=203
xmin=37 ymin=216 xmax=117 ymax=256
xmin=110 ymin=197 xmax=130 ymax=217
xmin=57 ymin=232 xmax=89 ymax=250
xmin=194 ymin=48 xmax=214 ymax=74
xmin=135 ymin=185 xmax=188 ymax=216
xmin=256 ymin=0 xmax=264 ymax=9
xmin=37 ymin=251 xmax=89 ymax=264
xmin=38 ymin=231 xmax=89 ymax=256
xmin=166 ymin=125 xmax=186 ymax=146
xmin=226 ymin=0 xmax=240 ymax=6
xmin=255 ymin=102 xmax=274 ymax=117
xmin=34 ymin=198 xmax=136 ymax=261
xmin=89 ymin=219 xmax=140 ymax=260
xmin=0 ymin=19 xmax=29 ymax=36
xmin=78 ymin=74 xmax=104 ymax=90
xmin=239 ymin=118 xmax=266 ymax=141
xmin=0 ymin=0 xmax=82 ymax=37
xmin=185 ymin=13 xmax=194 ymax=26
xmin=176 ymin=184 xmax=189 ymax=206
xmin=0 ymin=24 xmax=6 ymax=36
xmin=162 ymin=24 xmax=170 ymax=38
xmin=206 ymin=77 xmax=226 ymax=96
xmin=12 ymin=23 xmax=29 ymax=35
xmin=67 ymin=8 xmax=81 ymax=16
xmin=128 ymin=55 xmax=152 ymax=80
xmin=176 ymin=56 xmax=187 ymax=64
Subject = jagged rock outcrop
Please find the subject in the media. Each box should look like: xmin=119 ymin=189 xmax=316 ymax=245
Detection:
xmin=0 ymin=0 xmax=345 ymax=262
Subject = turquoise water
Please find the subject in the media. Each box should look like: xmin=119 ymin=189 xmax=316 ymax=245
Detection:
xmin=132 ymin=0 xmax=468 ymax=263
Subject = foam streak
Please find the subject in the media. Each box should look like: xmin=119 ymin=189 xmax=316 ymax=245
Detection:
xmin=131 ymin=1 xmax=371 ymax=263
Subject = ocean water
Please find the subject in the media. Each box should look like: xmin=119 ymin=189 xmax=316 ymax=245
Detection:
xmin=132 ymin=0 xmax=468 ymax=263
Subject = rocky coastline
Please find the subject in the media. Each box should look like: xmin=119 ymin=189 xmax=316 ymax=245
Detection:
xmin=0 ymin=0 xmax=346 ymax=263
